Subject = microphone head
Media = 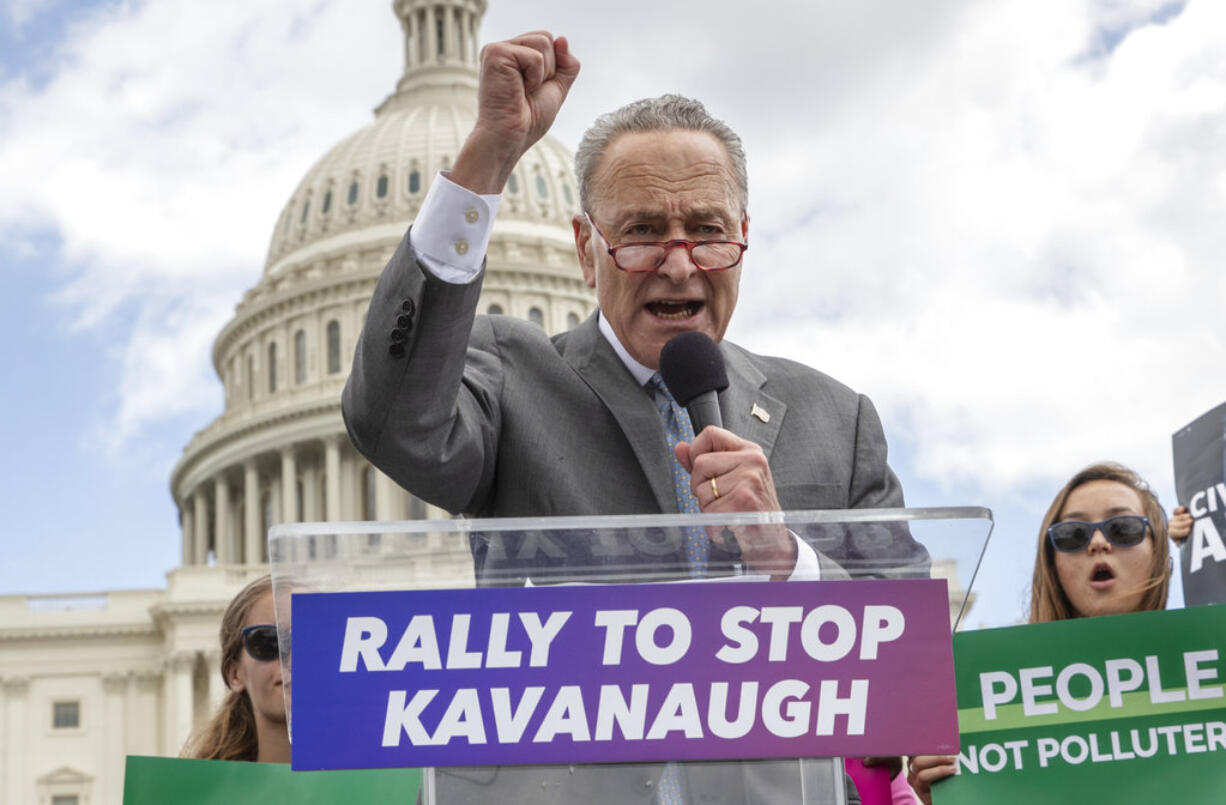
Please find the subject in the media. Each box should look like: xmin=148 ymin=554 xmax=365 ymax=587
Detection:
xmin=658 ymin=332 xmax=729 ymax=406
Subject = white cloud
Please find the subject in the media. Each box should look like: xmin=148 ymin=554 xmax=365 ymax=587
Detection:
xmin=2 ymin=0 xmax=1223 ymax=517
xmin=726 ymin=0 xmax=1226 ymax=503
xmin=0 ymin=0 xmax=397 ymax=433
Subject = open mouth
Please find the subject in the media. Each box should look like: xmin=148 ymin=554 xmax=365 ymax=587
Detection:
xmin=646 ymin=300 xmax=703 ymax=321
xmin=1091 ymin=563 xmax=1115 ymax=583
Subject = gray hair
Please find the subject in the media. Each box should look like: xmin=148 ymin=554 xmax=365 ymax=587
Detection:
xmin=575 ymin=94 xmax=748 ymax=215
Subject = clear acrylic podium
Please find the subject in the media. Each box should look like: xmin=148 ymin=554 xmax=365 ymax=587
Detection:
xmin=269 ymin=506 xmax=991 ymax=804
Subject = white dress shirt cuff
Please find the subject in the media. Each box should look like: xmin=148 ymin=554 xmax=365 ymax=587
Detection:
xmin=408 ymin=172 xmax=501 ymax=284
xmin=787 ymin=533 xmax=822 ymax=581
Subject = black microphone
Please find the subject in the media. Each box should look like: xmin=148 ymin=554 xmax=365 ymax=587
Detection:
xmin=659 ymin=331 xmax=729 ymax=435
xmin=659 ymin=331 xmax=741 ymax=564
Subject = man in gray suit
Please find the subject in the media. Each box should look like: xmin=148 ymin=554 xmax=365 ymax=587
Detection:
xmin=342 ymin=31 xmax=920 ymax=802
xmin=343 ymin=31 xmax=922 ymax=581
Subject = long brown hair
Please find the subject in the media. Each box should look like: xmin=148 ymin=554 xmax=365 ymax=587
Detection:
xmin=1029 ymin=462 xmax=1170 ymax=623
xmin=182 ymin=574 xmax=273 ymax=761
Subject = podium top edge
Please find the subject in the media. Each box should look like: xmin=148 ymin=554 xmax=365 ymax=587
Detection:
xmin=268 ymin=506 xmax=993 ymax=539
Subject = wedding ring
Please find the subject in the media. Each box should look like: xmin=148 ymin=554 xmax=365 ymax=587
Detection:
xmin=710 ymin=477 xmax=720 ymax=500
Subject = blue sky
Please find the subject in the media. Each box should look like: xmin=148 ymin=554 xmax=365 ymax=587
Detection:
xmin=1 ymin=0 xmax=1223 ymax=628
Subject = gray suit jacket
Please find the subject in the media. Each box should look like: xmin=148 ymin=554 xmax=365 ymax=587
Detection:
xmin=343 ymin=232 xmax=917 ymax=559
xmin=342 ymin=232 xmax=920 ymax=802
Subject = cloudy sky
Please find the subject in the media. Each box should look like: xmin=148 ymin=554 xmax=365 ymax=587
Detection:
xmin=1 ymin=0 xmax=1222 ymax=627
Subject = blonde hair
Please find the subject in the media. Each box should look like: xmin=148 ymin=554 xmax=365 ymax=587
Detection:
xmin=182 ymin=575 xmax=273 ymax=761
xmin=1029 ymin=463 xmax=1170 ymax=623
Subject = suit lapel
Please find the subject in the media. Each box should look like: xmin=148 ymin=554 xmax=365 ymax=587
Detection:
xmin=560 ymin=316 xmax=679 ymax=513
xmin=719 ymin=343 xmax=786 ymax=461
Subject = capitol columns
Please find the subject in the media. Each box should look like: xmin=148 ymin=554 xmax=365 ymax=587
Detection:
xmin=215 ymin=475 xmax=233 ymax=564
xmin=163 ymin=652 xmax=196 ymax=755
xmin=181 ymin=501 xmax=195 ymax=566
xmin=193 ymin=488 xmax=209 ymax=566
xmin=442 ymin=1 xmax=456 ymax=61
xmin=375 ymin=469 xmax=401 ymax=521
xmin=244 ymin=459 xmax=261 ymax=564
xmin=302 ymin=461 xmax=319 ymax=521
xmin=102 ymin=673 xmax=128 ymax=802
xmin=3 ymin=676 xmax=30 ymax=805
xmin=407 ymin=2 xmax=421 ymax=68
xmin=205 ymin=650 xmax=226 ymax=713
xmin=325 ymin=436 xmax=342 ymax=521
xmin=426 ymin=5 xmax=439 ymax=59
xmin=281 ymin=447 xmax=297 ymax=524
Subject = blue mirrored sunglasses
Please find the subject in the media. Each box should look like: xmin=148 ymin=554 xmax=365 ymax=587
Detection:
xmin=241 ymin=624 xmax=280 ymax=662
xmin=1046 ymin=515 xmax=1151 ymax=553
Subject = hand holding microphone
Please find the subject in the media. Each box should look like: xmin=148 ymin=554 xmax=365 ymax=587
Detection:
xmin=660 ymin=333 xmax=794 ymax=576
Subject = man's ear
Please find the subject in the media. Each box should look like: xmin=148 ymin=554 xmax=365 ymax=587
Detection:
xmin=740 ymin=213 xmax=750 ymax=243
xmin=573 ymin=214 xmax=597 ymax=289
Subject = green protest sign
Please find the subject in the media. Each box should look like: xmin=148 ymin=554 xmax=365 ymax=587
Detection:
xmin=123 ymin=756 xmax=420 ymax=804
xmin=934 ymin=604 xmax=1226 ymax=804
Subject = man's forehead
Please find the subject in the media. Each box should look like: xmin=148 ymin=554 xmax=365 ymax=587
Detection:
xmin=598 ymin=129 xmax=732 ymax=173
xmin=590 ymin=130 xmax=742 ymax=218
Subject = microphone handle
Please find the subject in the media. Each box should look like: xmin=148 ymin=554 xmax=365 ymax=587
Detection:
xmin=684 ymin=391 xmax=741 ymax=564
xmin=686 ymin=391 xmax=723 ymax=435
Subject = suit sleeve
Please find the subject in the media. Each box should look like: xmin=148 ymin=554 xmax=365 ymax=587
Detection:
xmin=341 ymin=229 xmax=502 ymax=514
xmin=845 ymin=393 xmax=931 ymax=578
xmin=848 ymin=393 xmax=905 ymax=509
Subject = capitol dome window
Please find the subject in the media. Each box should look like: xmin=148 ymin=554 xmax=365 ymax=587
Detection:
xmin=377 ymin=174 xmax=389 ymax=199
xmin=300 ymin=201 xmax=310 ymax=223
xmin=268 ymin=342 xmax=278 ymax=393
xmin=562 ymin=184 xmax=574 ymax=206
xmin=529 ymin=307 xmax=544 ymax=327
xmin=322 ymin=190 xmax=333 ymax=215
xmin=567 ymin=312 xmax=580 ymax=329
xmin=408 ymin=170 xmax=421 ymax=194
xmin=535 ymin=175 xmax=548 ymax=199
xmin=294 ymin=329 xmax=307 ymax=384
xmin=507 ymin=173 xmax=519 ymax=194
xmin=348 ymin=180 xmax=360 ymax=205
xmin=247 ymin=356 xmax=254 ymax=401
xmin=487 ymin=304 xmax=503 ymax=315
xmin=327 ymin=320 xmax=341 ymax=374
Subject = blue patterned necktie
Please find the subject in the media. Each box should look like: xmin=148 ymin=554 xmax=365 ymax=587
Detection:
xmin=647 ymin=373 xmax=710 ymax=577
xmin=648 ymin=373 xmax=707 ymax=804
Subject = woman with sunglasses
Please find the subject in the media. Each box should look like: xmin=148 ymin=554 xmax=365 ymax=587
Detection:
xmin=183 ymin=575 xmax=290 ymax=762
xmin=907 ymin=462 xmax=1192 ymax=803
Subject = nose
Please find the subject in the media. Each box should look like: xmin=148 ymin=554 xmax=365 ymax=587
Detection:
xmin=1087 ymin=527 xmax=1112 ymax=552
xmin=655 ymin=242 xmax=700 ymax=283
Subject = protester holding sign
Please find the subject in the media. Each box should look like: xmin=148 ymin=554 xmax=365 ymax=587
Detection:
xmin=908 ymin=462 xmax=1190 ymax=803
xmin=183 ymin=575 xmax=290 ymax=763
xmin=1172 ymin=401 xmax=1226 ymax=605
xmin=1169 ymin=505 xmax=1192 ymax=546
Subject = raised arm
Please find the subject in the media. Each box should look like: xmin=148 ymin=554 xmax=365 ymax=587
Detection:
xmin=451 ymin=32 xmax=580 ymax=194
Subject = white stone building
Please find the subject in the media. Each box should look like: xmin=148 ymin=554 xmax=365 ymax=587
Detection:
xmin=0 ymin=2 xmax=591 ymax=802
xmin=0 ymin=3 xmax=975 ymax=802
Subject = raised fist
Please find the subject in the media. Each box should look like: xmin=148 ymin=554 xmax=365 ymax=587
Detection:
xmin=452 ymin=32 xmax=580 ymax=194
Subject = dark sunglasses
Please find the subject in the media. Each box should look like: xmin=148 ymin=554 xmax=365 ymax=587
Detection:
xmin=1047 ymin=515 xmax=1151 ymax=553
xmin=241 ymin=624 xmax=280 ymax=662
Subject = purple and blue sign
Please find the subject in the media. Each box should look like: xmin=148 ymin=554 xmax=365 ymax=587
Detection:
xmin=290 ymin=579 xmax=958 ymax=770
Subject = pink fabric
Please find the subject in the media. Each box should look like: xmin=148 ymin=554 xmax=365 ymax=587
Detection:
xmin=844 ymin=758 xmax=919 ymax=805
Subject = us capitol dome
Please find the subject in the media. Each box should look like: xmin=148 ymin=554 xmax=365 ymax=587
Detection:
xmin=170 ymin=0 xmax=595 ymax=570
